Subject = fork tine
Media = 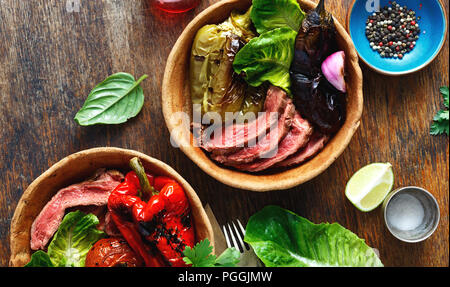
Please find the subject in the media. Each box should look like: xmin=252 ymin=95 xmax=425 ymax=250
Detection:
xmin=227 ymin=223 xmax=243 ymax=253
xmin=236 ymin=219 xmax=250 ymax=250
xmin=222 ymin=225 xmax=232 ymax=249
xmin=236 ymin=219 xmax=246 ymax=235
xmin=223 ymin=220 xmax=262 ymax=266
xmin=231 ymin=221 xmax=246 ymax=251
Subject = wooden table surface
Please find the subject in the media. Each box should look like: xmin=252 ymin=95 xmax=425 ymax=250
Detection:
xmin=0 ymin=0 xmax=448 ymax=267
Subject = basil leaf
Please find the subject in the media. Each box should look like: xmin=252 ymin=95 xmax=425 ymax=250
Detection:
xmin=244 ymin=206 xmax=383 ymax=267
xmin=250 ymin=0 xmax=305 ymax=34
xmin=74 ymin=73 xmax=148 ymax=126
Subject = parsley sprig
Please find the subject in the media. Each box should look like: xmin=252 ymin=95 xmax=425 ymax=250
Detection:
xmin=183 ymin=238 xmax=240 ymax=267
xmin=430 ymin=86 xmax=449 ymax=136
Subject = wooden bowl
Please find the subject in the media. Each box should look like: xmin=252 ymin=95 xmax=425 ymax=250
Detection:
xmin=162 ymin=0 xmax=363 ymax=192
xmin=9 ymin=147 xmax=214 ymax=267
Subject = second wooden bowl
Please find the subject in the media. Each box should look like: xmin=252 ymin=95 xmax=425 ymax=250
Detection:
xmin=9 ymin=147 xmax=214 ymax=267
xmin=162 ymin=0 xmax=363 ymax=192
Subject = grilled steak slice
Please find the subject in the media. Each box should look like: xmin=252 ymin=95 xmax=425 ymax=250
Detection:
xmin=263 ymin=86 xmax=291 ymax=114
xmin=201 ymin=86 xmax=290 ymax=155
xmin=201 ymin=112 xmax=278 ymax=155
xmin=276 ymin=132 xmax=329 ymax=167
xmin=30 ymin=169 xmax=124 ymax=250
xmin=212 ymin=101 xmax=295 ymax=164
xmin=231 ymin=112 xmax=313 ymax=172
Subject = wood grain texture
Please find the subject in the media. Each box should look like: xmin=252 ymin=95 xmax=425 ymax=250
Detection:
xmin=0 ymin=0 xmax=448 ymax=267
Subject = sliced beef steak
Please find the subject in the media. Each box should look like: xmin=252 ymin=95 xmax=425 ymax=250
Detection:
xmin=30 ymin=169 xmax=124 ymax=250
xmin=276 ymin=132 xmax=329 ymax=167
xmin=264 ymin=86 xmax=291 ymax=113
xmin=231 ymin=112 xmax=313 ymax=172
xmin=212 ymin=101 xmax=295 ymax=165
xmin=201 ymin=112 xmax=278 ymax=155
xmin=201 ymin=86 xmax=289 ymax=155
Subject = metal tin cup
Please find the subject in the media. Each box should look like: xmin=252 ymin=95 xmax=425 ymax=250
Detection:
xmin=382 ymin=186 xmax=440 ymax=243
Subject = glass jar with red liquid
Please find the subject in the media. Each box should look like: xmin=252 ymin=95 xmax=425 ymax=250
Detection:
xmin=152 ymin=0 xmax=200 ymax=13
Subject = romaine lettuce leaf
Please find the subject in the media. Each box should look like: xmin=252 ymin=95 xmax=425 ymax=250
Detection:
xmin=233 ymin=27 xmax=297 ymax=94
xmin=47 ymin=211 xmax=105 ymax=267
xmin=25 ymin=211 xmax=105 ymax=267
xmin=244 ymin=206 xmax=383 ymax=267
xmin=250 ymin=0 xmax=305 ymax=34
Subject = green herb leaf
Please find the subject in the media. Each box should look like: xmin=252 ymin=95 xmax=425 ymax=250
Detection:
xmin=244 ymin=206 xmax=383 ymax=267
xmin=183 ymin=239 xmax=216 ymax=267
xmin=440 ymin=86 xmax=449 ymax=108
xmin=24 ymin=251 xmax=54 ymax=267
xmin=74 ymin=73 xmax=148 ymax=126
xmin=182 ymin=238 xmax=240 ymax=267
xmin=430 ymin=116 xmax=449 ymax=135
xmin=434 ymin=110 xmax=449 ymax=121
xmin=250 ymin=0 xmax=305 ymax=34
xmin=430 ymin=86 xmax=449 ymax=136
xmin=214 ymin=247 xmax=241 ymax=267
xmin=233 ymin=27 xmax=297 ymax=94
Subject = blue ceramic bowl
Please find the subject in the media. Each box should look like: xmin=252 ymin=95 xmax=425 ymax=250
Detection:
xmin=348 ymin=0 xmax=447 ymax=75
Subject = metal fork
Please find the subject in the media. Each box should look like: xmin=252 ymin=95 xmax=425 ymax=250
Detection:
xmin=222 ymin=219 xmax=263 ymax=267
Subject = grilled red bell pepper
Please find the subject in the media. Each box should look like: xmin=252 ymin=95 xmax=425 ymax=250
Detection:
xmin=107 ymin=157 xmax=195 ymax=267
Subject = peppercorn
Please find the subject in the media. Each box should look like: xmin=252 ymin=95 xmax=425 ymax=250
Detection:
xmin=365 ymin=2 xmax=420 ymax=59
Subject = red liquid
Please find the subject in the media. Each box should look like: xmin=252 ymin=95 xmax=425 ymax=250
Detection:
xmin=152 ymin=0 xmax=200 ymax=13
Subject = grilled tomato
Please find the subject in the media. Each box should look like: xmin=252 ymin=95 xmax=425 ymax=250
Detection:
xmin=85 ymin=237 xmax=144 ymax=267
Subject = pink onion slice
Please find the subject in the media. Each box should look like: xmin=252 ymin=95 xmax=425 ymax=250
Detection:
xmin=321 ymin=51 xmax=346 ymax=93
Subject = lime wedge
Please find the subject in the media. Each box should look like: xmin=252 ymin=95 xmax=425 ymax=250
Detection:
xmin=345 ymin=163 xmax=394 ymax=212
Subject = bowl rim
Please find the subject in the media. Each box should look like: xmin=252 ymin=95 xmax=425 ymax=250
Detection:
xmin=9 ymin=147 xmax=214 ymax=266
xmin=162 ymin=0 xmax=364 ymax=192
xmin=381 ymin=186 xmax=440 ymax=243
xmin=346 ymin=0 xmax=448 ymax=76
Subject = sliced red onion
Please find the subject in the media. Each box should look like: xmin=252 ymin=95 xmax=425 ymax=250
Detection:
xmin=321 ymin=51 xmax=346 ymax=93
